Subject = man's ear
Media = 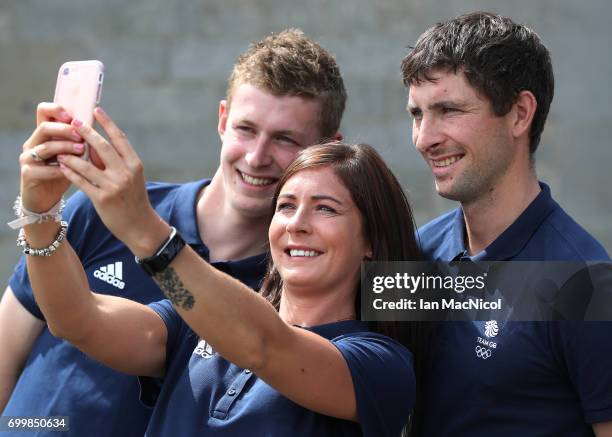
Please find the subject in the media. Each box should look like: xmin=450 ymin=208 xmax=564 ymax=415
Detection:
xmin=333 ymin=131 xmax=343 ymax=141
xmin=511 ymin=90 xmax=537 ymax=139
xmin=218 ymin=100 xmax=228 ymax=138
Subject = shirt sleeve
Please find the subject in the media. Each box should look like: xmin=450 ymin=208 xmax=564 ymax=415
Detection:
xmin=8 ymin=191 xmax=96 ymax=320
xmin=333 ymin=332 xmax=415 ymax=437
xmin=138 ymin=299 xmax=183 ymax=407
xmin=552 ymin=321 xmax=612 ymax=423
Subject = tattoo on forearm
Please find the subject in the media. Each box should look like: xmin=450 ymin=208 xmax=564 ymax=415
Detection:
xmin=154 ymin=267 xmax=195 ymax=310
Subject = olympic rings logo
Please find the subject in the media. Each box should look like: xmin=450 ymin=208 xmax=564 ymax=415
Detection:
xmin=475 ymin=345 xmax=492 ymax=359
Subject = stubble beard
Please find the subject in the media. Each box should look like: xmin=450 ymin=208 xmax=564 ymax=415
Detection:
xmin=435 ymin=150 xmax=514 ymax=206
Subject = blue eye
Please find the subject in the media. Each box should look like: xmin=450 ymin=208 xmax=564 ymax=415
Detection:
xmin=317 ymin=205 xmax=337 ymax=214
xmin=276 ymin=202 xmax=295 ymax=212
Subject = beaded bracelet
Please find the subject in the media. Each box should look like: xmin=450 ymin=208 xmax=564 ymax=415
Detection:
xmin=16 ymin=221 xmax=68 ymax=256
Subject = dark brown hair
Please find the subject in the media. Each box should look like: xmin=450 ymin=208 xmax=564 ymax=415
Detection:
xmin=227 ymin=29 xmax=346 ymax=140
xmin=401 ymin=11 xmax=554 ymax=153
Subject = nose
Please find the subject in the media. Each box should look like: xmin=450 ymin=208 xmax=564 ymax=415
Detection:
xmin=245 ymin=136 xmax=274 ymax=168
xmin=285 ymin=206 xmax=312 ymax=235
xmin=414 ymin=115 xmax=443 ymax=154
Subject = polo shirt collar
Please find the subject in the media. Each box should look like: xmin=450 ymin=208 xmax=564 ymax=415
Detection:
xmin=450 ymin=182 xmax=557 ymax=261
xmin=169 ymin=179 xmax=211 ymax=246
xmin=167 ymin=178 xmax=268 ymax=265
xmin=445 ymin=208 xmax=468 ymax=260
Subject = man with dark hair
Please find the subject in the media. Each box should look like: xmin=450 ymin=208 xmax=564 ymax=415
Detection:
xmin=402 ymin=11 xmax=612 ymax=436
xmin=0 ymin=29 xmax=345 ymax=436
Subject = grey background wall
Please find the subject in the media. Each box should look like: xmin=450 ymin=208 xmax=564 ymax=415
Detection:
xmin=1 ymin=0 xmax=610 ymax=288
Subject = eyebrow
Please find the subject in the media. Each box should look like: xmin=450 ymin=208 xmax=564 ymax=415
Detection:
xmin=278 ymin=193 xmax=343 ymax=205
xmin=407 ymin=99 xmax=468 ymax=112
xmin=235 ymin=119 xmax=304 ymax=139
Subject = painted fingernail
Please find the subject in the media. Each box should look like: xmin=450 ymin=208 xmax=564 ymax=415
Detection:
xmin=60 ymin=111 xmax=71 ymax=121
xmin=71 ymin=130 xmax=82 ymax=141
xmin=95 ymin=107 xmax=106 ymax=116
xmin=57 ymin=154 xmax=66 ymax=162
xmin=74 ymin=143 xmax=84 ymax=152
xmin=72 ymin=118 xmax=83 ymax=128
xmin=59 ymin=162 xmax=66 ymax=169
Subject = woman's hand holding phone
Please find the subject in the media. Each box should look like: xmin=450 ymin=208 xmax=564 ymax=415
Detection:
xmin=57 ymin=108 xmax=165 ymax=256
xmin=19 ymin=103 xmax=86 ymax=214
xmin=19 ymin=60 xmax=105 ymax=213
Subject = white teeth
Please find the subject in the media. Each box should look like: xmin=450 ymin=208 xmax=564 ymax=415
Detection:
xmin=241 ymin=172 xmax=274 ymax=186
xmin=432 ymin=156 xmax=461 ymax=167
xmin=289 ymin=249 xmax=319 ymax=257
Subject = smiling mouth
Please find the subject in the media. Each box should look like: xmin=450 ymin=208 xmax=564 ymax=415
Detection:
xmin=238 ymin=170 xmax=277 ymax=186
xmin=286 ymin=249 xmax=322 ymax=257
xmin=431 ymin=155 xmax=463 ymax=167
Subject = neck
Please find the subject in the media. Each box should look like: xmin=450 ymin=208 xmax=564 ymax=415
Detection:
xmin=196 ymin=171 xmax=270 ymax=262
xmin=461 ymin=164 xmax=540 ymax=256
xmin=278 ymin=285 xmax=356 ymax=327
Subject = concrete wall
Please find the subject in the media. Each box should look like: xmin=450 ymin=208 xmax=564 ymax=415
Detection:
xmin=1 ymin=0 xmax=610 ymax=287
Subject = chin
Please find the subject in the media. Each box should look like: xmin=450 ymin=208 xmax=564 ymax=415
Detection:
xmin=280 ymin=275 xmax=318 ymax=291
xmin=436 ymin=189 xmax=461 ymax=201
xmin=435 ymin=182 xmax=469 ymax=202
xmin=231 ymin=199 xmax=272 ymax=219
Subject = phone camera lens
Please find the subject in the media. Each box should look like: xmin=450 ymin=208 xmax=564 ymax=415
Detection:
xmin=63 ymin=68 xmax=70 ymax=75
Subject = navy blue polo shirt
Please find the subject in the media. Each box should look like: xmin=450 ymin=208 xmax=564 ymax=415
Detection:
xmin=5 ymin=180 xmax=267 ymax=437
xmin=416 ymin=183 xmax=612 ymax=436
xmin=142 ymin=300 xmax=415 ymax=437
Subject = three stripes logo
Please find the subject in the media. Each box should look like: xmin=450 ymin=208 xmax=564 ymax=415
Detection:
xmin=93 ymin=262 xmax=126 ymax=290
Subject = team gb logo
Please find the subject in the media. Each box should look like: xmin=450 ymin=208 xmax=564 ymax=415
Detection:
xmin=484 ymin=320 xmax=499 ymax=338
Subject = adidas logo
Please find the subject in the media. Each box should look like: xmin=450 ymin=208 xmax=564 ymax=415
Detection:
xmin=93 ymin=262 xmax=126 ymax=290
xmin=193 ymin=339 xmax=215 ymax=359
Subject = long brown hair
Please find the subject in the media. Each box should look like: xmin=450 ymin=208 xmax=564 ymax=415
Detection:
xmin=260 ymin=141 xmax=430 ymax=431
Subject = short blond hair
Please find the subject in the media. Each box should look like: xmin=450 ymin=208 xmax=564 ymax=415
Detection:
xmin=227 ymin=29 xmax=346 ymax=140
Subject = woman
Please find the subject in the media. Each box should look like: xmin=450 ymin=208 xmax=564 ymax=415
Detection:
xmin=17 ymin=109 xmax=423 ymax=436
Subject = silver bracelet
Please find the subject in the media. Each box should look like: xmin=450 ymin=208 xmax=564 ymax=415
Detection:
xmin=17 ymin=221 xmax=68 ymax=256
xmin=7 ymin=195 xmax=66 ymax=230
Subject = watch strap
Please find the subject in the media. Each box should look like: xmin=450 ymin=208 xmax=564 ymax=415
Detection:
xmin=135 ymin=226 xmax=186 ymax=276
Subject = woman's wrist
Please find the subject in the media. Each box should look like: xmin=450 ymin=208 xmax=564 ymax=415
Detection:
xmin=22 ymin=221 xmax=64 ymax=248
xmin=8 ymin=195 xmax=66 ymax=229
xmin=126 ymin=216 xmax=173 ymax=259
xmin=20 ymin=221 xmax=68 ymax=257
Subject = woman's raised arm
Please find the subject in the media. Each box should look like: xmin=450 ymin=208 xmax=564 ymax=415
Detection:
xmin=17 ymin=103 xmax=167 ymax=378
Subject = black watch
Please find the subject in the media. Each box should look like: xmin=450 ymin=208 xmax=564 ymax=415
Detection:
xmin=135 ymin=226 xmax=186 ymax=276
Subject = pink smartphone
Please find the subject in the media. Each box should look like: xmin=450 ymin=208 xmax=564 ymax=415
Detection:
xmin=53 ymin=60 xmax=104 ymax=161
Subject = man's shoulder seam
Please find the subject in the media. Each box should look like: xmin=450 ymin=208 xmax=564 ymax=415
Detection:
xmin=542 ymin=211 xmax=608 ymax=261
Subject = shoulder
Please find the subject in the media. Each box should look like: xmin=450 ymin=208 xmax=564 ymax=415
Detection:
xmin=145 ymin=179 xmax=209 ymax=209
xmin=332 ymin=330 xmax=414 ymax=382
xmin=533 ymin=205 xmax=609 ymax=261
xmin=417 ymin=208 xmax=461 ymax=259
xmin=332 ymin=331 xmax=415 ymax=436
xmin=334 ymin=330 xmax=412 ymax=359
xmin=145 ymin=180 xmax=189 ymax=203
